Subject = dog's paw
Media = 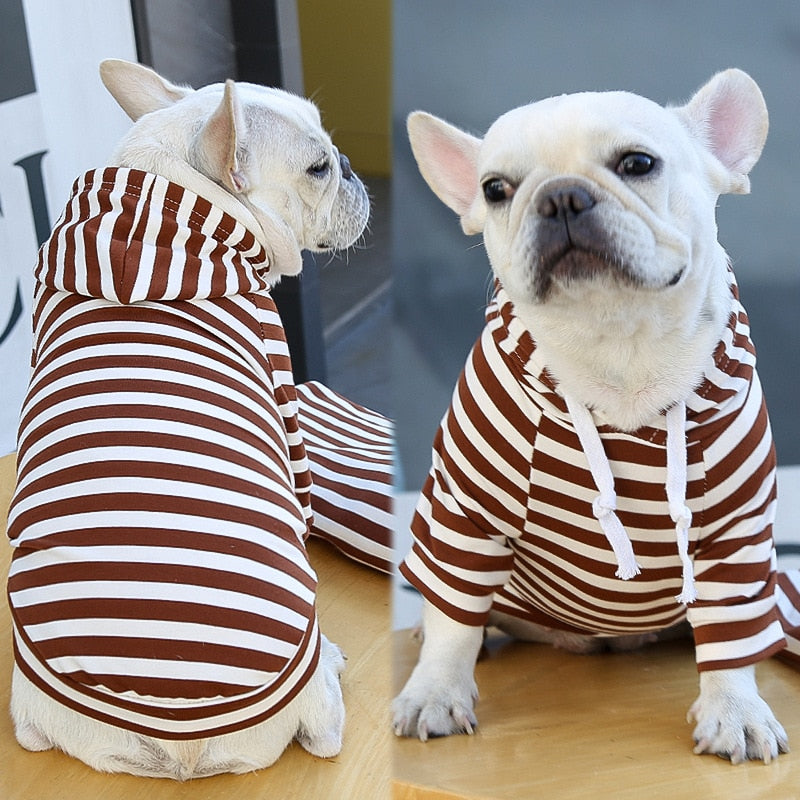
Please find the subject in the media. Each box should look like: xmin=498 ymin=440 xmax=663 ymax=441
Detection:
xmin=393 ymin=603 xmax=485 ymax=741
xmin=14 ymin=720 xmax=53 ymax=752
xmin=392 ymin=675 xmax=478 ymax=742
xmin=688 ymin=666 xmax=789 ymax=764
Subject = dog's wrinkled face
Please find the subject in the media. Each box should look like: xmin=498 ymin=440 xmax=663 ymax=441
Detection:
xmin=477 ymin=92 xmax=711 ymax=305
xmin=212 ymin=82 xmax=370 ymax=255
xmin=407 ymin=70 xmax=767 ymax=429
xmin=407 ymin=69 xmax=767 ymax=320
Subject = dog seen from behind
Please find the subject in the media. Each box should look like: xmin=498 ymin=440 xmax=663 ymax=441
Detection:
xmin=6 ymin=59 xmax=369 ymax=779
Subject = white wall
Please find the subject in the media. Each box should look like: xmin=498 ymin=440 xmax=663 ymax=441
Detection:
xmin=0 ymin=0 xmax=137 ymax=454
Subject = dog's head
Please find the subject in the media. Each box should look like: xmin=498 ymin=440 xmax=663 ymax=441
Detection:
xmin=99 ymin=59 xmax=370 ymax=277
xmin=406 ymin=69 xmax=767 ymax=324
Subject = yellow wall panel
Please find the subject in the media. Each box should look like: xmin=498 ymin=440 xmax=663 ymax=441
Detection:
xmin=297 ymin=0 xmax=391 ymax=176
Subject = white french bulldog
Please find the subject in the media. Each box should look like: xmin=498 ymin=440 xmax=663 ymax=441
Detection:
xmin=393 ymin=69 xmax=792 ymax=763
xmin=8 ymin=59 xmax=369 ymax=779
xmin=98 ymin=58 xmax=369 ymax=277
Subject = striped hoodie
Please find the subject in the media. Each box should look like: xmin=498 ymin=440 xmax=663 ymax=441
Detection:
xmin=401 ymin=283 xmax=800 ymax=672
xmin=6 ymin=167 xmax=390 ymax=739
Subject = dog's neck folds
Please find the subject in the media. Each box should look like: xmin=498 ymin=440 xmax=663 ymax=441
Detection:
xmin=514 ymin=272 xmax=732 ymax=432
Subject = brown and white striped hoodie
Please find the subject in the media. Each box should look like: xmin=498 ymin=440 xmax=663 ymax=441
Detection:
xmin=401 ymin=283 xmax=800 ymax=672
xmin=6 ymin=167 xmax=389 ymax=739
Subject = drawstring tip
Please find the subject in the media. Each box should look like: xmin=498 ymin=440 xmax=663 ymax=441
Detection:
xmin=615 ymin=564 xmax=641 ymax=581
xmin=675 ymin=582 xmax=697 ymax=605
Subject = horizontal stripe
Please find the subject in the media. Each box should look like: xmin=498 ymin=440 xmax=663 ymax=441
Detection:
xmin=402 ymin=281 xmax=790 ymax=670
xmin=46 ymin=655 xmax=285 ymax=689
xmin=22 ymin=618 xmax=302 ymax=658
xmin=10 ymin=581 xmax=311 ymax=630
xmin=4 ymin=168 xmax=389 ymax=736
xmin=12 ymin=613 xmax=320 ymax=738
xmin=694 ymin=621 xmax=786 ymax=665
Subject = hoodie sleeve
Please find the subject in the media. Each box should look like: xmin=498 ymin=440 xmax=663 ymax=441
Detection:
xmin=400 ymin=324 xmax=536 ymax=626
xmin=687 ymin=370 xmax=786 ymax=671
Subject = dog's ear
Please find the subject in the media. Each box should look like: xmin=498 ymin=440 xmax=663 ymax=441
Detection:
xmin=407 ymin=112 xmax=485 ymax=234
xmin=99 ymin=59 xmax=190 ymax=121
xmin=193 ymin=81 xmax=302 ymax=276
xmin=679 ymin=68 xmax=768 ymax=195
xmin=195 ymin=80 xmax=250 ymax=194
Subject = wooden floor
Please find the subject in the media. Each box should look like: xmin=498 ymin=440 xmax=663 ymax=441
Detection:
xmin=393 ymin=624 xmax=800 ymax=800
xmin=0 ymin=453 xmax=390 ymax=800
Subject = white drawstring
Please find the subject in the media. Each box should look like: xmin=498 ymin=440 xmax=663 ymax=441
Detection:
xmin=666 ymin=401 xmax=696 ymax=604
xmin=564 ymin=395 xmax=696 ymax=603
xmin=565 ymin=395 xmax=641 ymax=580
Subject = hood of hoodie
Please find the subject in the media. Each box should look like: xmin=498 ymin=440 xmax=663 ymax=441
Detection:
xmin=35 ymin=167 xmax=272 ymax=304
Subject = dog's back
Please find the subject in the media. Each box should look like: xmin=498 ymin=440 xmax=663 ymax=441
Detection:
xmin=7 ymin=167 xmax=322 ymax=738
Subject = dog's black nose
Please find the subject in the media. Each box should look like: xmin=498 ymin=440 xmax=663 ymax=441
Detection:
xmin=536 ymin=185 xmax=595 ymax=218
xmin=339 ymin=153 xmax=353 ymax=180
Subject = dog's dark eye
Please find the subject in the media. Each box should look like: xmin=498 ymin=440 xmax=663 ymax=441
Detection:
xmin=307 ymin=158 xmax=330 ymax=177
xmin=616 ymin=152 xmax=657 ymax=177
xmin=483 ymin=177 xmax=515 ymax=203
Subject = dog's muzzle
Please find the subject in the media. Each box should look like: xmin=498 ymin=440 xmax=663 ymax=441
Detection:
xmin=535 ymin=183 xmax=596 ymax=219
xmin=531 ymin=181 xmax=632 ymax=301
xmin=527 ymin=179 xmax=684 ymax=299
xmin=528 ymin=180 xmax=630 ymax=299
xmin=314 ymin=152 xmax=369 ymax=251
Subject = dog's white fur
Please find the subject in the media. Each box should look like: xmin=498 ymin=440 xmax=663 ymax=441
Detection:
xmin=12 ymin=636 xmax=347 ymax=779
xmin=10 ymin=59 xmax=370 ymax=779
xmin=393 ymin=69 xmax=789 ymax=763
xmin=98 ymin=58 xmax=369 ymax=279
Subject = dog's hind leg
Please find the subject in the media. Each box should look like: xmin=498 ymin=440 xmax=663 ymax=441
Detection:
xmin=10 ymin=665 xmax=186 ymax=777
xmin=294 ymin=634 xmax=347 ymax=758
xmin=188 ymin=636 xmax=346 ymax=776
xmin=10 ymin=666 xmax=54 ymax=752
xmin=13 ymin=719 xmax=53 ymax=752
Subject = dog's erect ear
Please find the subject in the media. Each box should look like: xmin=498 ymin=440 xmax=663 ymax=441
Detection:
xmin=193 ymin=81 xmax=301 ymax=276
xmin=195 ymin=80 xmax=250 ymax=194
xmin=99 ymin=59 xmax=191 ymax=121
xmin=407 ymin=111 xmax=484 ymax=234
xmin=679 ymin=68 xmax=768 ymax=194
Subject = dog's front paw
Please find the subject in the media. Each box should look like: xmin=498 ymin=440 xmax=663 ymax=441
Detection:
xmin=392 ymin=673 xmax=478 ymax=742
xmin=393 ymin=603 xmax=485 ymax=741
xmin=688 ymin=666 xmax=789 ymax=764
